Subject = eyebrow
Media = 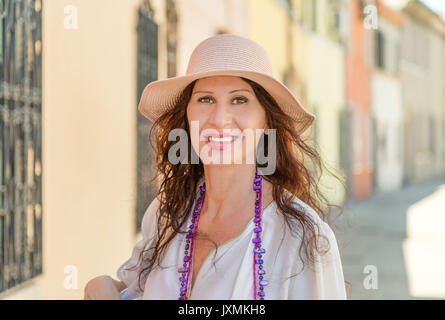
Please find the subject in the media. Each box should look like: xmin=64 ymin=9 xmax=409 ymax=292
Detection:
xmin=192 ymin=89 xmax=252 ymax=95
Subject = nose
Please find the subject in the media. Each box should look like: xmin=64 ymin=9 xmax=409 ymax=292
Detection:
xmin=208 ymin=100 xmax=232 ymax=129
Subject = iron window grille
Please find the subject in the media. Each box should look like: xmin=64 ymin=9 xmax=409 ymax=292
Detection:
xmin=0 ymin=0 xmax=43 ymax=294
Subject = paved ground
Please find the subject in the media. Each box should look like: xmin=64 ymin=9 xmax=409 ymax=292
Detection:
xmin=334 ymin=178 xmax=445 ymax=300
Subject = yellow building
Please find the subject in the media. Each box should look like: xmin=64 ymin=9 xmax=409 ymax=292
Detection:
xmin=247 ymin=0 xmax=348 ymax=206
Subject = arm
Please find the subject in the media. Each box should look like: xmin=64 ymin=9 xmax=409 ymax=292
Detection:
xmin=112 ymin=278 xmax=127 ymax=292
xmin=84 ymin=275 xmax=124 ymax=300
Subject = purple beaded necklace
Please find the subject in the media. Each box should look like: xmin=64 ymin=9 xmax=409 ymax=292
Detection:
xmin=177 ymin=168 xmax=268 ymax=300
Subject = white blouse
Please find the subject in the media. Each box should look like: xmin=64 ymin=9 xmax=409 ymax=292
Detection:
xmin=116 ymin=186 xmax=347 ymax=300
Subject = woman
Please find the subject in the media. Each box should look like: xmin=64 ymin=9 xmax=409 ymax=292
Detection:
xmin=84 ymin=34 xmax=347 ymax=300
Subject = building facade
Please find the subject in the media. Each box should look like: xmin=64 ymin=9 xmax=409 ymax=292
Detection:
xmin=399 ymin=0 xmax=445 ymax=183
xmin=371 ymin=0 xmax=404 ymax=192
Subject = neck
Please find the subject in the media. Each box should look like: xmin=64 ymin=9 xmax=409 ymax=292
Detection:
xmin=200 ymin=164 xmax=258 ymax=222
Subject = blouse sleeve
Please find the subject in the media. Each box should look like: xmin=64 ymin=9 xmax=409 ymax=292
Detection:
xmin=116 ymin=196 xmax=160 ymax=290
xmin=288 ymin=218 xmax=347 ymax=300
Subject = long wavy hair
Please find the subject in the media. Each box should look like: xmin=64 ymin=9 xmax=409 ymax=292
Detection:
xmin=128 ymin=77 xmax=348 ymax=293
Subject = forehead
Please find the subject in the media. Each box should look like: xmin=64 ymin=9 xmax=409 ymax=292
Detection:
xmin=193 ymin=76 xmax=249 ymax=91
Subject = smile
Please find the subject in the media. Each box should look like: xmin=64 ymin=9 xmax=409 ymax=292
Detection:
xmin=205 ymin=135 xmax=240 ymax=150
xmin=207 ymin=136 xmax=237 ymax=142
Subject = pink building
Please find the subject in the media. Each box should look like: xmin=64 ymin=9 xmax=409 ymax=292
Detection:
xmin=346 ymin=0 xmax=374 ymax=200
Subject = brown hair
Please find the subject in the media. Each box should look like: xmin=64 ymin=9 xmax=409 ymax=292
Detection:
xmin=129 ymin=77 xmax=348 ymax=293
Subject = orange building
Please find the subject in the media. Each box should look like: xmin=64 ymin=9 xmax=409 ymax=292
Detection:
xmin=346 ymin=0 xmax=374 ymax=200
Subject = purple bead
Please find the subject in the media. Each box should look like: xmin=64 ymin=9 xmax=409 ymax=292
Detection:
xmin=252 ymin=237 xmax=261 ymax=243
xmin=179 ymin=276 xmax=186 ymax=282
xmin=255 ymin=259 xmax=264 ymax=264
xmin=183 ymin=256 xmax=190 ymax=262
xmin=254 ymin=177 xmax=262 ymax=184
xmin=189 ymin=224 xmax=194 ymax=229
xmin=253 ymin=185 xmax=261 ymax=191
xmin=254 ymin=217 xmax=261 ymax=223
xmin=178 ymin=267 xmax=188 ymax=273
xmin=178 ymin=297 xmax=184 ymax=300
xmin=255 ymin=208 xmax=259 ymax=214
xmin=186 ymin=233 xmax=194 ymax=239
xmin=180 ymin=286 xmax=187 ymax=292
xmin=254 ymin=227 xmax=262 ymax=233
xmin=185 ymin=244 xmax=189 ymax=250
xmin=258 ymin=291 xmax=265 ymax=297
xmin=259 ymin=280 xmax=268 ymax=286
xmin=253 ymin=248 xmax=265 ymax=253
xmin=258 ymin=269 xmax=266 ymax=275
xmin=193 ymin=213 xmax=199 ymax=218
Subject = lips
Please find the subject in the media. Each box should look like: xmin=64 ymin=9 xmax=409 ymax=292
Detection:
xmin=203 ymin=133 xmax=240 ymax=150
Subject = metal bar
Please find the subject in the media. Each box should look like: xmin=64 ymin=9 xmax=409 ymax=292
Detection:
xmin=0 ymin=0 xmax=41 ymax=293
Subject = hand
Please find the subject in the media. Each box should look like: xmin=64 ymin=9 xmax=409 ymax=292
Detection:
xmin=84 ymin=275 xmax=123 ymax=300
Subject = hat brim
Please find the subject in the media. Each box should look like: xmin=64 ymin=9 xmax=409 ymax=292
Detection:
xmin=138 ymin=70 xmax=315 ymax=135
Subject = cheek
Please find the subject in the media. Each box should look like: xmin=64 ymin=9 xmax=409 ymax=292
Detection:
xmin=188 ymin=104 xmax=207 ymax=123
xmin=236 ymin=110 xmax=266 ymax=133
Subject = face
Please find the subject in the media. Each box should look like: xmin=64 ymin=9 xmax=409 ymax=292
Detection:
xmin=186 ymin=76 xmax=268 ymax=165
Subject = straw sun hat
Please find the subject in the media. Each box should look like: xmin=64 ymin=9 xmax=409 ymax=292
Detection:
xmin=138 ymin=33 xmax=315 ymax=135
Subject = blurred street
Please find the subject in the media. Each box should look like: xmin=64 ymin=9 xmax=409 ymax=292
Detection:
xmin=337 ymin=179 xmax=445 ymax=299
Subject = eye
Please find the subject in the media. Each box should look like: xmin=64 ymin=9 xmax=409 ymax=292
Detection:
xmin=233 ymin=96 xmax=248 ymax=104
xmin=197 ymin=96 xmax=214 ymax=104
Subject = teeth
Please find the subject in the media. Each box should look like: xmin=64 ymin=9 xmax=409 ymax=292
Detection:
xmin=208 ymin=136 xmax=236 ymax=142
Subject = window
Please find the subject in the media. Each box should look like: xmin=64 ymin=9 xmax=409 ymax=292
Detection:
xmin=429 ymin=116 xmax=436 ymax=155
xmin=0 ymin=0 xmax=42 ymax=294
xmin=303 ymin=0 xmax=317 ymax=32
xmin=339 ymin=108 xmax=351 ymax=173
xmin=327 ymin=0 xmax=342 ymax=42
xmin=375 ymin=30 xmax=385 ymax=70
xmin=311 ymin=0 xmax=317 ymax=32
xmin=136 ymin=1 xmax=159 ymax=232
xmin=275 ymin=0 xmax=292 ymax=16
